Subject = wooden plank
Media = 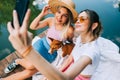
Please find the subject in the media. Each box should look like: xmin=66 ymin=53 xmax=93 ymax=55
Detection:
xmin=0 ymin=58 xmax=9 ymax=77
xmin=6 ymin=52 xmax=19 ymax=63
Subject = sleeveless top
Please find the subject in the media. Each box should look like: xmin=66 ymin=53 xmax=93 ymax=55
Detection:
xmin=46 ymin=26 xmax=66 ymax=42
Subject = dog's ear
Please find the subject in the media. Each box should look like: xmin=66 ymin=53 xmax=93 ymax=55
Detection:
xmin=48 ymin=37 xmax=54 ymax=41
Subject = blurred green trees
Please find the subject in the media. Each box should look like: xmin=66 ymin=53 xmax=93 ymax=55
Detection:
xmin=0 ymin=0 xmax=41 ymax=24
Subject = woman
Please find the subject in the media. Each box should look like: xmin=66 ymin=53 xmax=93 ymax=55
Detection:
xmin=57 ymin=9 xmax=102 ymax=80
xmin=4 ymin=8 xmax=120 ymax=80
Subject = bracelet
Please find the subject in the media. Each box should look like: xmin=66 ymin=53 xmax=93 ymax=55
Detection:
xmin=22 ymin=45 xmax=33 ymax=57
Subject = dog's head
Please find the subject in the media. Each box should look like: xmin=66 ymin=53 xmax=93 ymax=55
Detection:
xmin=48 ymin=37 xmax=63 ymax=54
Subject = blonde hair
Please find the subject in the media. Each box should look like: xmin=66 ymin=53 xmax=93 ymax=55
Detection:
xmin=61 ymin=21 xmax=70 ymax=40
xmin=58 ymin=6 xmax=73 ymax=41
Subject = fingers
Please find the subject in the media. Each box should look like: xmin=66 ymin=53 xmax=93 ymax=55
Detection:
xmin=7 ymin=22 xmax=14 ymax=34
xmin=21 ymin=9 xmax=31 ymax=46
xmin=44 ymin=5 xmax=50 ymax=9
xmin=43 ymin=5 xmax=51 ymax=12
xmin=9 ymin=9 xmax=31 ymax=42
xmin=47 ymin=5 xmax=53 ymax=14
xmin=22 ymin=9 xmax=31 ymax=30
xmin=23 ymin=31 xmax=27 ymax=46
xmin=46 ymin=5 xmax=51 ymax=10
xmin=13 ymin=10 xmax=20 ymax=29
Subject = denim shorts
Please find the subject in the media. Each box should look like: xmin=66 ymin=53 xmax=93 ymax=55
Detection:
xmin=32 ymin=37 xmax=57 ymax=63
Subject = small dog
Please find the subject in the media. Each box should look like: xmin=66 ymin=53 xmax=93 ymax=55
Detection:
xmin=48 ymin=37 xmax=75 ymax=57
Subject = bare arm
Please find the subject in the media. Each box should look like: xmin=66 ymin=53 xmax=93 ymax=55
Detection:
xmin=30 ymin=5 xmax=52 ymax=30
xmin=30 ymin=17 xmax=52 ymax=30
xmin=59 ymin=55 xmax=73 ymax=72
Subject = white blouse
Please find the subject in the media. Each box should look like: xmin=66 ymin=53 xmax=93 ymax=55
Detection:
xmin=71 ymin=36 xmax=100 ymax=75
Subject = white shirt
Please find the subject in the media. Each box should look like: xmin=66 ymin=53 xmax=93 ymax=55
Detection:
xmin=71 ymin=36 xmax=101 ymax=75
xmin=91 ymin=37 xmax=120 ymax=80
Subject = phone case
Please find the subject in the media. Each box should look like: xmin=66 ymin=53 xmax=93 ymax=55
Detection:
xmin=15 ymin=0 xmax=29 ymax=26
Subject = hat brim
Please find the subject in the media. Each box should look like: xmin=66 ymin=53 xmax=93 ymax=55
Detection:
xmin=48 ymin=0 xmax=78 ymax=23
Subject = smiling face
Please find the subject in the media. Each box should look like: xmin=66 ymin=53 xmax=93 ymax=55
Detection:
xmin=74 ymin=9 xmax=103 ymax=40
xmin=54 ymin=7 xmax=69 ymax=25
xmin=74 ymin=11 xmax=90 ymax=35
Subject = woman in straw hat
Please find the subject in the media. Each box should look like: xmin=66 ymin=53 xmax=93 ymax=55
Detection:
xmin=2 ymin=0 xmax=78 ymax=80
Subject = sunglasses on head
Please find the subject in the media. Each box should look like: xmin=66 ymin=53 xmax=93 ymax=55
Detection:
xmin=77 ymin=16 xmax=88 ymax=23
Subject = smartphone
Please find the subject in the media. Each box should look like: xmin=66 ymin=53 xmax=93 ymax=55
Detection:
xmin=13 ymin=0 xmax=30 ymax=26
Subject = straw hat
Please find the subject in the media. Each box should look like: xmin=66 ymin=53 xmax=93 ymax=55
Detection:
xmin=48 ymin=0 xmax=78 ymax=22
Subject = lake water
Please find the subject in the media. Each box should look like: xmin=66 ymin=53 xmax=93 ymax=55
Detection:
xmin=0 ymin=0 xmax=120 ymax=60
xmin=74 ymin=0 xmax=120 ymax=48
